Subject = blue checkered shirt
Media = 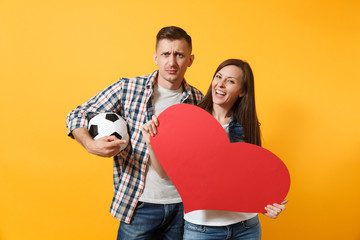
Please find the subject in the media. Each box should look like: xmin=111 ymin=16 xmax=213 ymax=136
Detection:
xmin=66 ymin=70 xmax=203 ymax=223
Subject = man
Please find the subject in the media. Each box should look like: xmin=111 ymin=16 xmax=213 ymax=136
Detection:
xmin=66 ymin=26 xmax=203 ymax=239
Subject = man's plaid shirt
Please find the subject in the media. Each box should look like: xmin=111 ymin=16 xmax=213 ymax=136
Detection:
xmin=66 ymin=70 xmax=203 ymax=223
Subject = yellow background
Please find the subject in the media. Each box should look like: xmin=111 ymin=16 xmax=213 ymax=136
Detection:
xmin=1 ymin=0 xmax=359 ymax=239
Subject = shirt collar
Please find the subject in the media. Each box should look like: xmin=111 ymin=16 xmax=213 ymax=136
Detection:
xmin=146 ymin=70 xmax=159 ymax=88
xmin=229 ymin=113 xmax=242 ymax=128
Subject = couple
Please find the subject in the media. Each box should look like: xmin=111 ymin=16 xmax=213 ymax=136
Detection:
xmin=66 ymin=26 xmax=287 ymax=240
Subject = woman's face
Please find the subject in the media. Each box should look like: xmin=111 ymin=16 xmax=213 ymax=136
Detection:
xmin=212 ymin=65 xmax=244 ymax=111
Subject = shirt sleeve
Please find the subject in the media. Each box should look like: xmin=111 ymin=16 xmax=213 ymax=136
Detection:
xmin=66 ymin=79 xmax=124 ymax=138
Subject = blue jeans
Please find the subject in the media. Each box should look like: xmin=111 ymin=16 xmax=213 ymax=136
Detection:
xmin=117 ymin=201 xmax=184 ymax=240
xmin=183 ymin=215 xmax=261 ymax=240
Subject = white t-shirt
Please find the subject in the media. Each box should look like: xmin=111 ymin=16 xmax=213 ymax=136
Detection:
xmin=139 ymin=83 xmax=184 ymax=204
xmin=184 ymin=124 xmax=257 ymax=226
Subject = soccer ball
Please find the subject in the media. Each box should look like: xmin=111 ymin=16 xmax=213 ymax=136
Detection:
xmin=87 ymin=112 xmax=129 ymax=151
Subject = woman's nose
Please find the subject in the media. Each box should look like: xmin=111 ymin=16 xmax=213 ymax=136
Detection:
xmin=218 ymin=79 xmax=226 ymax=87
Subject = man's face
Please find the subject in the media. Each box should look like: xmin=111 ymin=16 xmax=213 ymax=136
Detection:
xmin=154 ymin=38 xmax=194 ymax=90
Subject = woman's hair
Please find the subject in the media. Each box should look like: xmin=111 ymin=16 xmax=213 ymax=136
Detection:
xmin=198 ymin=59 xmax=261 ymax=146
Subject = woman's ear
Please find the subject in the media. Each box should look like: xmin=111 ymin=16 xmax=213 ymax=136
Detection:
xmin=239 ymin=90 xmax=245 ymax=98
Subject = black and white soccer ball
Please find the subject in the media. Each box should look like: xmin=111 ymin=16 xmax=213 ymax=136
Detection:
xmin=87 ymin=112 xmax=129 ymax=151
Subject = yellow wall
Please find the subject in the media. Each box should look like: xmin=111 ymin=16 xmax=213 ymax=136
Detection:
xmin=1 ymin=0 xmax=359 ymax=239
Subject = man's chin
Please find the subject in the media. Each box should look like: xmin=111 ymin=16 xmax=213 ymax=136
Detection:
xmin=163 ymin=75 xmax=181 ymax=83
xmin=157 ymin=75 xmax=184 ymax=89
xmin=164 ymin=78 xmax=178 ymax=83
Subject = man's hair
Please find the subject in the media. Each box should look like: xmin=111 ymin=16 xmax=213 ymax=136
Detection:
xmin=156 ymin=26 xmax=192 ymax=51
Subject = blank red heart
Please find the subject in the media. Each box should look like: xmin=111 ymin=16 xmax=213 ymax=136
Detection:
xmin=150 ymin=104 xmax=290 ymax=213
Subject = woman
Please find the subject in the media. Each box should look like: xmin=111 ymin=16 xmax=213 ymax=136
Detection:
xmin=142 ymin=59 xmax=288 ymax=239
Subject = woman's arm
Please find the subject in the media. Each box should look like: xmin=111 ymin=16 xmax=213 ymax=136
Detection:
xmin=141 ymin=115 xmax=169 ymax=179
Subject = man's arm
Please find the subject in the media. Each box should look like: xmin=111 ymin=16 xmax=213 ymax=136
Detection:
xmin=72 ymin=127 xmax=126 ymax=158
xmin=66 ymin=79 xmax=127 ymax=157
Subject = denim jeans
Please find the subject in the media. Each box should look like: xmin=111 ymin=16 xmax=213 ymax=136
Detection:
xmin=117 ymin=201 xmax=184 ymax=240
xmin=183 ymin=215 xmax=261 ymax=240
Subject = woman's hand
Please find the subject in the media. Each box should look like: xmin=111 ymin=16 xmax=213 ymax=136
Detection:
xmin=141 ymin=115 xmax=159 ymax=146
xmin=263 ymin=199 xmax=288 ymax=219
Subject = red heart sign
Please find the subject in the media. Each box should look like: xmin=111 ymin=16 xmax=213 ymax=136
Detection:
xmin=150 ymin=104 xmax=290 ymax=213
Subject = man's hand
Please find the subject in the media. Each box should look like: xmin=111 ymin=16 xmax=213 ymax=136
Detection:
xmin=86 ymin=136 xmax=126 ymax=157
xmin=72 ymin=127 xmax=127 ymax=158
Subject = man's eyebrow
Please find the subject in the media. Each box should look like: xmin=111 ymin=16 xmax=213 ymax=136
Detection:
xmin=160 ymin=50 xmax=185 ymax=56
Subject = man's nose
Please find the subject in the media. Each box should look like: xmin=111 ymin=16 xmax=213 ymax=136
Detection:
xmin=168 ymin=55 xmax=177 ymax=66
